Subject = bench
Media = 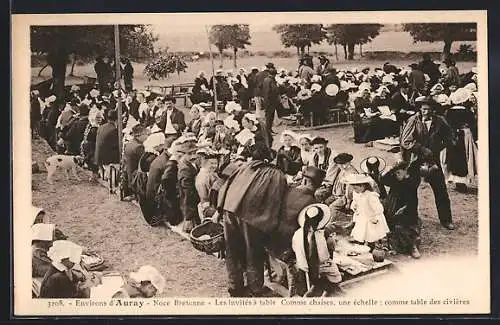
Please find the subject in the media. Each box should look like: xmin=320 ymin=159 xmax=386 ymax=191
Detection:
xmin=146 ymin=83 xmax=196 ymax=108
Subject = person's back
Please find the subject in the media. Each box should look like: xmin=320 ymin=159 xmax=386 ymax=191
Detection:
xmin=409 ymin=68 xmax=425 ymax=91
xmin=95 ymin=121 xmax=119 ymax=165
xmin=255 ymin=69 xmax=270 ymax=97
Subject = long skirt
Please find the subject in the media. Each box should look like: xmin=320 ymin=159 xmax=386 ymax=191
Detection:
xmin=447 ymin=127 xmax=478 ymax=186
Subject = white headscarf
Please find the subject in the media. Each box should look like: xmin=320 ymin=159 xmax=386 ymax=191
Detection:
xmin=47 ymin=240 xmax=83 ymax=271
xmin=130 ymin=265 xmax=166 ymax=294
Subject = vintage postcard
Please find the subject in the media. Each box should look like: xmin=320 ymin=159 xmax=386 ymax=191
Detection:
xmin=12 ymin=10 xmax=489 ymax=316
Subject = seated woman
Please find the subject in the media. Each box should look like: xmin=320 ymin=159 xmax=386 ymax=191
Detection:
xmin=352 ymin=87 xmax=374 ymax=143
xmin=185 ymin=104 xmax=204 ymax=137
xmin=297 ymin=134 xmax=314 ymax=169
xmin=32 ymin=206 xmax=67 ymax=240
xmin=32 ymin=223 xmax=57 ymax=278
xmin=191 ymin=71 xmax=212 ymax=104
xmin=112 ymin=265 xmax=166 ymax=298
xmin=195 ymin=148 xmax=222 ymax=220
xmin=39 ymin=240 xmax=92 ymax=298
xmin=308 ymin=137 xmax=338 ymax=202
xmin=275 ymin=130 xmax=302 ymax=184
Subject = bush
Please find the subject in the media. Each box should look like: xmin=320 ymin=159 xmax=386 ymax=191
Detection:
xmin=455 ymin=44 xmax=477 ymax=61
xmin=143 ymin=55 xmax=188 ymax=81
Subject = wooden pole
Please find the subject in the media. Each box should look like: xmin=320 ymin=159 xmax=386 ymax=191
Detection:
xmin=205 ymin=25 xmax=218 ymax=117
xmin=114 ymin=25 xmax=123 ymax=161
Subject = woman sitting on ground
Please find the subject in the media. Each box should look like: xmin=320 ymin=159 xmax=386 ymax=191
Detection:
xmin=112 ymin=265 xmax=166 ymax=298
xmin=39 ymin=240 xmax=95 ymax=298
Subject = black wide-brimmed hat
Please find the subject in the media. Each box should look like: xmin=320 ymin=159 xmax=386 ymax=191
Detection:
xmin=333 ymin=152 xmax=354 ymax=164
xmin=360 ymin=156 xmax=386 ymax=174
xmin=310 ymin=137 xmax=328 ymax=145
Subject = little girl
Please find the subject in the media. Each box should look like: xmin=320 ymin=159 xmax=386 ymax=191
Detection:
xmin=345 ymin=174 xmax=390 ymax=249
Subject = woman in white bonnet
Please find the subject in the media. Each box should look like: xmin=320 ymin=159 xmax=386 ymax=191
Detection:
xmin=81 ymin=109 xmax=104 ymax=182
xmin=112 ymin=265 xmax=165 ymax=298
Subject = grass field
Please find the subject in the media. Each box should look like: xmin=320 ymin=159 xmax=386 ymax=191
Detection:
xmin=31 ymin=56 xmax=476 ymax=95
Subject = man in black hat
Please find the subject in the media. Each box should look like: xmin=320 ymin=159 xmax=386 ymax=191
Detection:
xmin=400 ymin=96 xmax=455 ymax=230
xmin=316 ymin=55 xmax=331 ymax=77
xmin=254 ymin=63 xmax=276 ymax=119
xmin=262 ymin=67 xmax=280 ymax=148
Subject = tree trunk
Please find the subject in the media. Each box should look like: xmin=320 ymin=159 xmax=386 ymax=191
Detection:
xmin=219 ymin=48 xmax=224 ymax=68
xmin=359 ymin=44 xmax=363 ymax=57
xmin=343 ymin=44 xmax=348 ymax=60
xmin=69 ymin=54 xmax=77 ymax=76
xmin=443 ymin=39 xmax=453 ymax=61
xmin=296 ymin=47 xmax=300 ymax=57
xmin=50 ymin=50 xmax=68 ymax=100
xmin=334 ymin=43 xmax=338 ymax=61
xmin=37 ymin=63 xmax=49 ymax=77
xmin=347 ymin=42 xmax=355 ymax=60
xmin=300 ymin=46 xmax=306 ymax=57
xmin=233 ymin=47 xmax=237 ymax=68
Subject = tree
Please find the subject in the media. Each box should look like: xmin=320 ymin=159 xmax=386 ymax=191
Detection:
xmin=403 ymin=23 xmax=476 ymax=60
xmin=325 ymin=24 xmax=383 ymax=60
xmin=144 ymin=55 xmax=188 ymax=81
xmin=30 ymin=25 xmax=158 ymax=99
xmin=272 ymin=24 xmax=326 ymax=57
xmin=209 ymin=25 xmax=251 ymax=69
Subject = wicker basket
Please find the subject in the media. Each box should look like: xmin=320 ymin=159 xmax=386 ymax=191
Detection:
xmin=189 ymin=220 xmax=225 ymax=254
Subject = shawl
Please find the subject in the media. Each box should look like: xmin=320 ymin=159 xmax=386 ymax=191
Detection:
xmin=217 ymin=160 xmax=288 ymax=233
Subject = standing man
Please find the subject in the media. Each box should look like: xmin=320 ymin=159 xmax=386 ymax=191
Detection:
xmin=158 ymin=95 xmax=186 ymax=144
xmin=418 ymin=53 xmax=441 ymax=85
xmin=316 ymin=55 xmax=331 ymax=77
xmin=262 ymin=67 xmax=280 ymax=148
xmin=254 ymin=63 xmax=275 ymax=119
xmin=400 ymin=97 xmax=455 ymax=230
xmin=122 ymin=57 xmax=134 ymax=92
xmin=408 ymin=63 xmax=426 ymax=96
xmin=247 ymin=67 xmax=260 ymax=111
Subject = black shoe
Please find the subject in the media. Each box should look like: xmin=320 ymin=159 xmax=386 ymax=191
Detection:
xmin=442 ymin=222 xmax=455 ymax=230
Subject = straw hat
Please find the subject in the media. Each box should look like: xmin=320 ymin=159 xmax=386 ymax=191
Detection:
xmin=325 ymin=83 xmax=339 ymax=96
xmin=360 ymin=156 xmax=386 ymax=174
xmin=32 ymin=223 xmax=55 ymax=241
xmin=341 ymin=173 xmax=373 ymax=185
xmin=298 ymin=203 xmax=331 ymax=229
xmin=130 ymin=265 xmax=166 ymax=294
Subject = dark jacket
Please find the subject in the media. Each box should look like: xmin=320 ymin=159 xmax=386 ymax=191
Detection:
xmin=146 ymin=151 xmax=170 ymax=203
xmin=95 ymin=122 xmax=120 ymax=165
xmin=178 ymin=159 xmax=200 ymax=223
xmin=39 ymin=266 xmax=80 ymax=298
xmin=262 ymin=75 xmax=280 ymax=109
xmin=276 ymin=145 xmax=302 ymax=176
xmin=61 ymin=116 xmax=89 ymax=155
xmin=123 ymin=139 xmax=145 ymax=189
xmin=390 ymin=92 xmax=413 ymax=123
xmin=157 ymin=108 xmax=186 ymax=136
xmin=247 ymin=71 xmax=259 ymax=98
xmin=409 ymin=69 xmax=426 ymax=92
xmin=267 ymin=186 xmax=318 ymax=261
xmin=418 ymin=59 xmax=441 ymax=84
xmin=254 ymin=69 xmax=271 ymax=97
xmin=400 ymin=112 xmax=454 ymax=163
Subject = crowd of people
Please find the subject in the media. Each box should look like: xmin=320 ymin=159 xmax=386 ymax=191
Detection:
xmin=30 ymin=52 xmax=479 ymax=298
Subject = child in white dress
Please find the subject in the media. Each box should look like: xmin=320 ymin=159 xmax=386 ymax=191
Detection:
xmin=344 ymin=174 xmax=390 ymax=249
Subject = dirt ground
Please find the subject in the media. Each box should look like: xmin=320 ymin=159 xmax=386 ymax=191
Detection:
xmin=30 ymin=120 xmax=478 ymax=297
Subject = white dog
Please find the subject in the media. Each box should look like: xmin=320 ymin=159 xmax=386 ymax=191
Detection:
xmin=44 ymin=154 xmax=83 ymax=184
